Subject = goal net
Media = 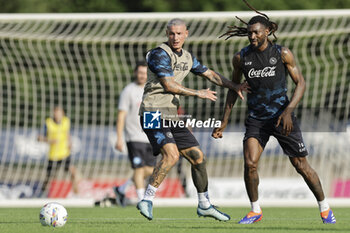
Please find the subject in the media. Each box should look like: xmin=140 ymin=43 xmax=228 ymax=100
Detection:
xmin=0 ymin=10 xmax=349 ymax=204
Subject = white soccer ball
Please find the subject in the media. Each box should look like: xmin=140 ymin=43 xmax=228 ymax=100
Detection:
xmin=39 ymin=202 xmax=68 ymax=227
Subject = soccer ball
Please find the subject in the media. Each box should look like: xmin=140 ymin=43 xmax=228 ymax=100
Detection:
xmin=39 ymin=202 xmax=68 ymax=227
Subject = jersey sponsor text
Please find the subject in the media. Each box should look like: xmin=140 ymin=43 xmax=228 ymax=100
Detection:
xmin=248 ymin=66 xmax=276 ymax=78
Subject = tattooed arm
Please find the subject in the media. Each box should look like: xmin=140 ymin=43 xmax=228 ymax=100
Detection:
xmin=147 ymin=48 xmax=217 ymax=101
xmin=200 ymin=69 xmax=248 ymax=100
xmin=159 ymin=76 xmax=217 ymax=101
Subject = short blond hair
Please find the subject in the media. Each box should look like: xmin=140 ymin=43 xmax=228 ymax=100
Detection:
xmin=167 ymin=18 xmax=187 ymax=30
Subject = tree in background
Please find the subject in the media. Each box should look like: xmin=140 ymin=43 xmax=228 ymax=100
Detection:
xmin=0 ymin=0 xmax=349 ymax=13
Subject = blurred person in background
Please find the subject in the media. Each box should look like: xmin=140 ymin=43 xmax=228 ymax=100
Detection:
xmin=113 ymin=61 xmax=157 ymax=206
xmin=38 ymin=106 xmax=79 ymax=197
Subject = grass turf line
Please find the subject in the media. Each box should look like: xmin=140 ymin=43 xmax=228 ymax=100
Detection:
xmin=0 ymin=207 xmax=349 ymax=233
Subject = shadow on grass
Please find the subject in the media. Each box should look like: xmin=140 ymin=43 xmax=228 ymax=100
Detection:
xmin=0 ymin=221 xmax=38 ymax=224
xmin=166 ymin=225 xmax=350 ymax=232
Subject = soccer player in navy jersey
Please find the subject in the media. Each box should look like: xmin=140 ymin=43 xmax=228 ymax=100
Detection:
xmin=212 ymin=14 xmax=336 ymax=224
xmin=137 ymin=18 xmax=249 ymax=221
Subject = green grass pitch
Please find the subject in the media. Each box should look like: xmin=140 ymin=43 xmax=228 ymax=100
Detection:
xmin=1 ymin=207 xmax=349 ymax=233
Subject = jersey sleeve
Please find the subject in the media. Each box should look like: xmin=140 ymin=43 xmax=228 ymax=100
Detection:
xmin=146 ymin=48 xmax=174 ymax=78
xmin=118 ymin=86 xmax=130 ymax=112
xmin=190 ymin=54 xmax=208 ymax=75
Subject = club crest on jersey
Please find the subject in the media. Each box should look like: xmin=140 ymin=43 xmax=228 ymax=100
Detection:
xmin=269 ymin=57 xmax=277 ymax=65
xmin=248 ymin=66 xmax=276 ymax=78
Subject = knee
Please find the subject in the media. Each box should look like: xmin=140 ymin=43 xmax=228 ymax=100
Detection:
xmin=163 ymin=152 xmax=180 ymax=166
xmin=145 ymin=167 xmax=154 ymax=177
xmin=244 ymin=159 xmax=258 ymax=172
xmin=192 ymin=156 xmax=206 ymax=166
xmin=186 ymin=148 xmax=205 ymax=165
xmin=69 ymin=166 xmax=76 ymax=176
xmin=139 ymin=167 xmax=153 ymax=178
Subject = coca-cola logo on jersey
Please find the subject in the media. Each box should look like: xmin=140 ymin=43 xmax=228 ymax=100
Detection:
xmin=248 ymin=66 xmax=276 ymax=78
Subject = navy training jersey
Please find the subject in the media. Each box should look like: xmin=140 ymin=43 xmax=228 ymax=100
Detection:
xmin=240 ymin=43 xmax=289 ymax=120
xmin=147 ymin=47 xmax=208 ymax=77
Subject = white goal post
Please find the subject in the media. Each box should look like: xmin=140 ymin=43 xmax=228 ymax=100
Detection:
xmin=0 ymin=10 xmax=349 ymax=206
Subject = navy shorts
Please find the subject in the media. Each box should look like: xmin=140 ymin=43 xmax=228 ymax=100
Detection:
xmin=126 ymin=141 xmax=157 ymax=169
xmin=243 ymin=114 xmax=308 ymax=157
xmin=140 ymin=117 xmax=199 ymax=156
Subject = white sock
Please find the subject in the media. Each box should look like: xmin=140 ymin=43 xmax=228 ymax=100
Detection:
xmin=198 ymin=191 xmax=211 ymax=209
xmin=318 ymin=199 xmax=330 ymax=212
xmin=143 ymin=184 xmax=157 ymax=201
xmin=136 ymin=188 xmax=145 ymax=202
xmin=251 ymin=200 xmax=261 ymax=213
xmin=118 ymin=179 xmax=133 ymax=194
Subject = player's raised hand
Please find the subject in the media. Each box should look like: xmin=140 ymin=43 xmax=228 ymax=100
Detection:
xmin=233 ymin=81 xmax=250 ymax=100
xmin=198 ymin=88 xmax=217 ymax=101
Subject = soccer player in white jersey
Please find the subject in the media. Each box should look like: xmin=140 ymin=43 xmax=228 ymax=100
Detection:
xmin=113 ymin=61 xmax=156 ymax=206
xmin=137 ymin=18 xmax=249 ymax=221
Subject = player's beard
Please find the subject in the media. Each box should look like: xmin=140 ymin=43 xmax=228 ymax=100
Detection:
xmin=250 ymin=39 xmax=265 ymax=49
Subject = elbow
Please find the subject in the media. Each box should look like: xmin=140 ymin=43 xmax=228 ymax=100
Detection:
xmin=163 ymin=85 xmax=172 ymax=93
xmin=164 ymin=87 xmax=171 ymax=93
xmin=163 ymin=84 xmax=175 ymax=93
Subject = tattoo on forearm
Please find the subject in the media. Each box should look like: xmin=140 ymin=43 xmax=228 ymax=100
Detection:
xmin=207 ymin=73 xmax=220 ymax=84
xmin=176 ymin=85 xmax=198 ymax=96
xmin=164 ymin=78 xmax=198 ymax=96
xmin=207 ymin=71 xmax=225 ymax=86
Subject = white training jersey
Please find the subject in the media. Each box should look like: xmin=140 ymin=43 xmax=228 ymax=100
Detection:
xmin=118 ymin=82 xmax=149 ymax=143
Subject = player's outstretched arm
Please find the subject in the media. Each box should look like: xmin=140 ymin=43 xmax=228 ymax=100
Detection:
xmin=199 ymin=69 xmax=249 ymax=100
xmin=37 ymin=124 xmax=54 ymax=144
xmin=212 ymin=52 xmax=244 ymax=139
xmin=276 ymin=47 xmax=306 ymax=136
xmin=37 ymin=135 xmax=47 ymax=142
xmin=37 ymin=133 xmax=57 ymax=144
xmin=159 ymin=76 xmax=217 ymax=101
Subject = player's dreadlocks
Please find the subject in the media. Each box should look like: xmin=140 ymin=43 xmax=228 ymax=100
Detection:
xmin=220 ymin=0 xmax=278 ymax=42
